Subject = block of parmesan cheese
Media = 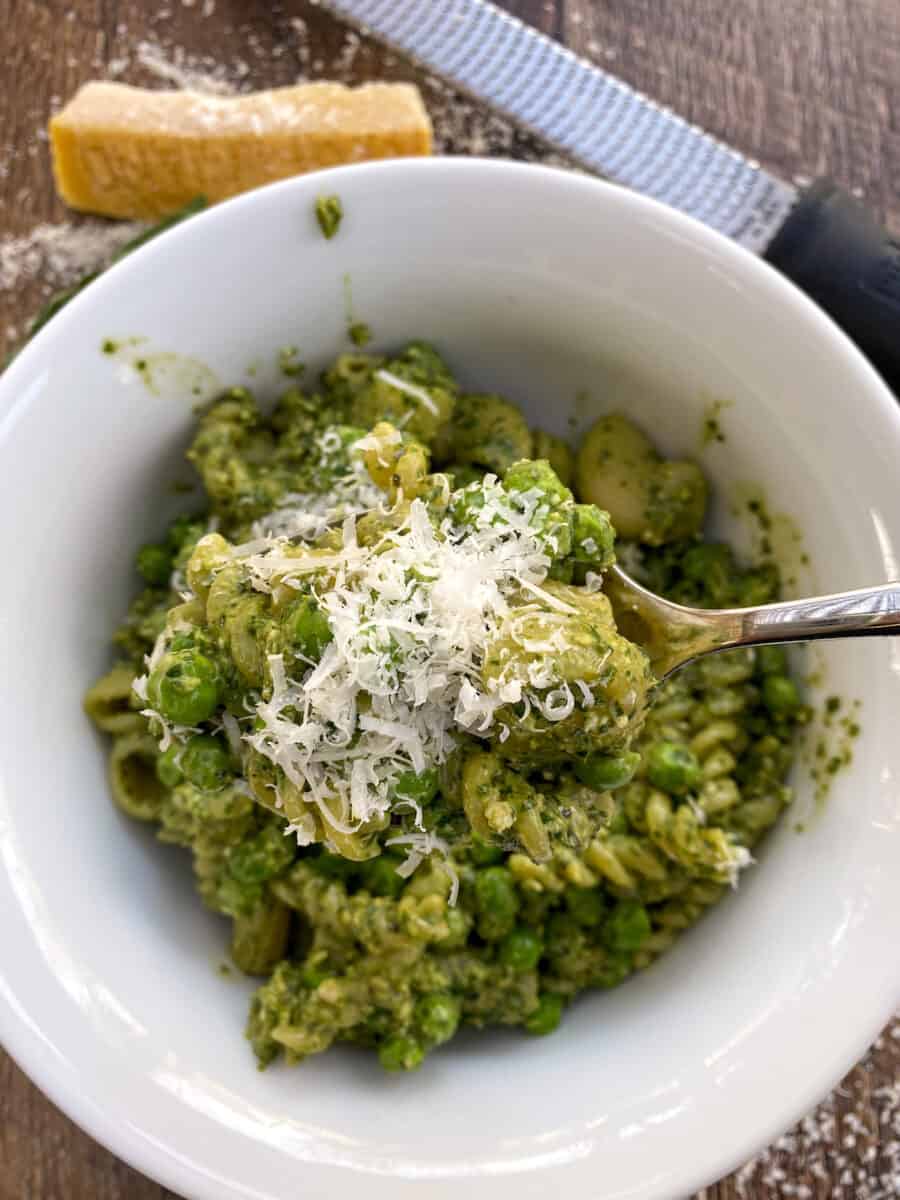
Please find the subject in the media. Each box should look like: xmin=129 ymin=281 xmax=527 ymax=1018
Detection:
xmin=49 ymin=81 xmax=433 ymax=219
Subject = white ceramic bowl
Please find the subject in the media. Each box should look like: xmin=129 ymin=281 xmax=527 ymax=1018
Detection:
xmin=1 ymin=159 xmax=899 ymax=1200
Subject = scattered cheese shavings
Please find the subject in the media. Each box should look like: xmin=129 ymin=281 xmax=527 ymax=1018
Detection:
xmin=518 ymin=577 xmax=579 ymax=613
xmin=220 ymin=710 xmax=243 ymax=757
xmin=386 ymin=831 xmax=459 ymax=904
xmin=374 ymin=367 xmax=440 ymax=416
xmin=726 ymin=845 xmax=754 ymax=888
xmin=241 ymin=476 xmax=585 ymax=859
xmin=132 ymin=614 xmax=207 ymax=751
xmin=250 ymin=429 xmax=383 ymax=543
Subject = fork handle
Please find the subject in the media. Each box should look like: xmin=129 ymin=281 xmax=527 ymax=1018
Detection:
xmin=733 ymin=581 xmax=900 ymax=647
xmin=605 ymin=565 xmax=900 ymax=678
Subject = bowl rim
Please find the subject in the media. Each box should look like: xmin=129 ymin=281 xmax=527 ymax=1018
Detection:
xmin=1 ymin=155 xmax=899 ymax=1200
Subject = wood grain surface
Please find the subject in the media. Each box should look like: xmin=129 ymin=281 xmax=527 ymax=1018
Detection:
xmin=1 ymin=2 xmax=898 ymax=1198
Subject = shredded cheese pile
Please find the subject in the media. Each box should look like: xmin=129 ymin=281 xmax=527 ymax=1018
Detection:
xmin=244 ymin=476 xmax=568 ymax=844
xmin=136 ymin=447 xmax=595 ymax=900
xmin=250 ymin=429 xmax=383 ymax=543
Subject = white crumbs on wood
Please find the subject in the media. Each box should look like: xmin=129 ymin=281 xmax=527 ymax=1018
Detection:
xmin=134 ymin=39 xmax=240 ymax=94
xmin=0 ymin=220 xmax=145 ymax=293
xmin=0 ymin=219 xmax=144 ymax=360
xmin=728 ymin=1013 xmax=900 ymax=1199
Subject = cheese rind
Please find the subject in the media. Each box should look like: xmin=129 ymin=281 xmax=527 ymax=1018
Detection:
xmin=49 ymin=81 xmax=433 ymax=219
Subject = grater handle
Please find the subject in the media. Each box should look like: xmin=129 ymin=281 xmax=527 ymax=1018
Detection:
xmin=765 ymin=179 xmax=900 ymax=394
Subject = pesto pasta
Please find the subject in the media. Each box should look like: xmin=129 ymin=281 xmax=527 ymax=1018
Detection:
xmin=87 ymin=342 xmax=807 ymax=1072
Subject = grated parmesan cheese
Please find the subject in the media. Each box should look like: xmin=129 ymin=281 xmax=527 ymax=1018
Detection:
xmin=374 ymin=368 xmax=440 ymax=417
xmin=240 ymin=474 xmax=585 ymax=863
xmin=386 ymin=830 xmax=459 ymax=904
xmin=0 ymin=219 xmax=145 ymax=293
xmin=251 ymin=430 xmax=383 ymax=542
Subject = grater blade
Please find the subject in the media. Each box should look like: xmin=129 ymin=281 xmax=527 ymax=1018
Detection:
xmin=320 ymin=0 xmax=797 ymax=253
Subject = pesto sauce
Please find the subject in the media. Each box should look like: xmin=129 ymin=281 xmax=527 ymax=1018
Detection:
xmin=348 ymin=321 xmax=372 ymax=347
xmin=87 ymin=346 xmax=812 ymax=1075
xmin=731 ymin=484 xmax=811 ymax=593
xmin=807 ymin=694 xmax=862 ymax=805
xmin=699 ymin=397 xmax=732 ymax=449
xmin=99 ymin=336 xmax=220 ymax=402
xmin=314 ymin=194 xmax=343 ymax=240
xmin=341 ymin=274 xmax=373 ymax=352
xmin=278 ymin=346 xmax=305 ymax=378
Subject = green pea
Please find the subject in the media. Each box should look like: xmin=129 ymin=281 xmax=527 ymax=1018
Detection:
xmin=378 ymin=1034 xmax=424 ymax=1072
xmin=470 ymin=836 xmax=505 ymax=866
xmin=762 ymin=674 xmax=801 ymax=715
xmin=503 ymin=461 xmax=572 ymax=557
xmin=394 ymin=767 xmax=439 ymax=806
xmin=734 ymin=564 xmax=779 ymax=607
xmin=575 ymin=750 xmax=641 ymax=792
xmin=300 ymin=964 xmax=329 ymax=989
xmin=167 ymin=514 xmax=203 ymax=552
xmin=499 ymin=926 xmax=543 ymax=971
xmin=645 ymin=741 xmax=702 ymax=795
xmin=565 ymin=886 xmax=605 ymax=927
xmin=437 ymin=906 xmax=470 ymax=950
xmin=181 ymin=733 xmax=233 ymax=791
xmin=215 ymin=874 xmax=263 ymax=918
xmin=360 ymin=854 xmax=405 ymax=898
xmin=449 ymin=482 xmax=487 ymax=528
xmin=646 ymin=462 xmax=708 ymax=543
xmin=228 ymin=824 xmax=296 ymax=885
xmin=309 ymin=851 xmax=356 ymax=882
xmin=415 ymin=993 xmax=460 ymax=1045
xmin=504 ymin=459 xmax=572 ymax=506
xmin=148 ymin=650 xmax=220 ymax=726
xmin=136 ymin=542 xmax=173 ymax=586
xmin=156 ymin=744 xmax=184 ymax=789
xmin=446 ymin=462 xmax=484 ymax=489
xmin=606 ymin=806 xmax=629 ymax=836
xmin=544 ymin=911 xmax=577 ymax=946
xmin=474 ymin=866 xmax=519 ymax=941
xmin=570 ymin=503 xmax=615 ymax=566
xmin=547 ymin=558 xmax=575 ymax=584
xmin=755 ymin=645 xmax=788 ymax=676
xmin=525 ymin=992 xmax=563 ymax=1036
xmin=596 ymin=953 xmax=632 ymax=989
xmin=285 ymin=597 xmax=333 ymax=661
xmin=604 ymin=899 xmax=651 ymax=953
xmin=681 ymin=542 xmax=731 ymax=585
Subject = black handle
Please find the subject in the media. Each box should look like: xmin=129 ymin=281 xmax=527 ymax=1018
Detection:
xmin=764 ymin=178 xmax=900 ymax=395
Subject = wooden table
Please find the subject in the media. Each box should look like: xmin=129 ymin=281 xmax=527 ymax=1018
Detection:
xmin=1 ymin=2 xmax=897 ymax=1197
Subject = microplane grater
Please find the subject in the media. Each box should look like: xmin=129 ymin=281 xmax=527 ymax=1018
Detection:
xmin=322 ymin=0 xmax=796 ymax=252
xmin=320 ymin=0 xmax=900 ymax=392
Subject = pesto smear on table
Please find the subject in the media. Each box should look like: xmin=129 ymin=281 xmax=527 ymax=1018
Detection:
xmin=87 ymin=342 xmax=808 ymax=1072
